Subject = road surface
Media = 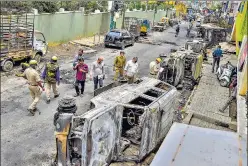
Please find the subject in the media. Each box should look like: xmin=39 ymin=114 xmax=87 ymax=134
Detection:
xmin=1 ymin=22 xmax=192 ymax=166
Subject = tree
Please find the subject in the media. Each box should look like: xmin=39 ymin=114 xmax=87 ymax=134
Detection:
xmin=32 ymin=1 xmax=59 ymax=13
xmin=142 ymin=4 xmax=146 ymax=11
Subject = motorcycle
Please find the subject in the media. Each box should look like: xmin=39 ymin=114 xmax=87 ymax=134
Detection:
xmin=216 ymin=61 xmax=236 ymax=87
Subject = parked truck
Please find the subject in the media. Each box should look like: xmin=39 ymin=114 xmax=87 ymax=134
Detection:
xmin=124 ymin=17 xmax=140 ymax=41
xmin=0 ymin=11 xmax=47 ymax=72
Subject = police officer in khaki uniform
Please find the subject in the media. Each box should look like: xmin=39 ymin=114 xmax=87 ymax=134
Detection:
xmin=42 ymin=56 xmax=60 ymax=104
xmin=23 ymin=60 xmax=44 ymax=115
xmin=113 ymin=51 xmax=126 ymax=81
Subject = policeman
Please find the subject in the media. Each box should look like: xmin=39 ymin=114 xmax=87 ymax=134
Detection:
xmin=113 ymin=51 xmax=126 ymax=81
xmin=149 ymin=58 xmax=162 ymax=78
xmin=23 ymin=60 xmax=44 ymax=115
xmin=42 ymin=56 xmax=60 ymax=104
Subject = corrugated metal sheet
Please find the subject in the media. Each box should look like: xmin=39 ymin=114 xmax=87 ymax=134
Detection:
xmin=150 ymin=123 xmax=247 ymax=166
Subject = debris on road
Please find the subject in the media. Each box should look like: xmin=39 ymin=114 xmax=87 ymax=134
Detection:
xmin=71 ymin=35 xmax=105 ymax=47
xmin=219 ymin=42 xmax=236 ymax=54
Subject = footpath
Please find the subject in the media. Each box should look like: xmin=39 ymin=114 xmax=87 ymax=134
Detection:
xmin=184 ymin=51 xmax=247 ymax=137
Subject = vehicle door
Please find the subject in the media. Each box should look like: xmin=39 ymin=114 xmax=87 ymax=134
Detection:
xmin=81 ymin=106 xmax=122 ymax=166
xmin=33 ymin=31 xmax=48 ymax=55
xmin=126 ymin=31 xmax=133 ymax=44
xmin=121 ymin=31 xmax=130 ymax=46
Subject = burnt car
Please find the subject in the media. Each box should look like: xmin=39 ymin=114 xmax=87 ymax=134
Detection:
xmin=104 ymin=29 xmax=135 ymax=49
xmin=53 ymin=77 xmax=179 ymax=166
xmin=152 ymin=22 xmax=167 ymax=32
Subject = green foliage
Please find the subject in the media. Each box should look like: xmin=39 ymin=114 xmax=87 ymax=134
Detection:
xmin=147 ymin=5 xmax=151 ymax=11
xmin=141 ymin=4 xmax=146 ymax=11
xmin=151 ymin=4 xmax=155 ymax=10
xmin=129 ymin=7 xmax=133 ymax=11
xmin=0 ymin=1 xmax=108 ymax=14
xmin=32 ymin=2 xmax=59 ymax=13
xmin=136 ymin=2 xmax=141 ymax=10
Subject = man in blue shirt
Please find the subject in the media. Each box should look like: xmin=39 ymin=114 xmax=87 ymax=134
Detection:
xmin=212 ymin=45 xmax=223 ymax=73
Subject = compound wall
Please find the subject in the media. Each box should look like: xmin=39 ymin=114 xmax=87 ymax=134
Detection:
xmin=34 ymin=10 xmax=169 ymax=44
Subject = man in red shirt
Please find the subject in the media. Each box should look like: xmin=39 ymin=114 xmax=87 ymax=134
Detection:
xmin=73 ymin=57 xmax=88 ymax=97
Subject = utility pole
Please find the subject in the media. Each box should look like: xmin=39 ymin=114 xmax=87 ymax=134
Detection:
xmin=110 ymin=1 xmax=115 ymax=30
xmin=121 ymin=2 xmax=126 ymax=29
xmin=153 ymin=3 xmax=158 ymax=26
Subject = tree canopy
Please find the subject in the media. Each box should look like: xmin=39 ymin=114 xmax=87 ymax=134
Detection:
xmin=0 ymin=1 xmax=108 ymax=14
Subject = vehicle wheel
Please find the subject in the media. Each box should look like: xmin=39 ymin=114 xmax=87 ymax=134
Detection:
xmin=34 ymin=53 xmax=42 ymax=63
xmin=2 ymin=60 xmax=14 ymax=72
xmin=219 ymin=79 xmax=228 ymax=87
xmin=121 ymin=43 xmax=125 ymax=50
xmin=104 ymin=44 xmax=109 ymax=48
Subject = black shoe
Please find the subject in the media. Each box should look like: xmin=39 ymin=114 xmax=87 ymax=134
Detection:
xmin=27 ymin=109 xmax=35 ymax=116
xmin=46 ymin=99 xmax=50 ymax=104
xmin=54 ymin=94 xmax=60 ymax=98
xmin=74 ymin=93 xmax=79 ymax=97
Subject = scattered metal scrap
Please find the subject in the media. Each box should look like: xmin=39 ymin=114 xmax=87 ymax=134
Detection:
xmin=53 ymin=77 xmax=179 ymax=166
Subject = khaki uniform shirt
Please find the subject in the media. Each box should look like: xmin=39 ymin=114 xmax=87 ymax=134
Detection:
xmin=149 ymin=61 xmax=160 ymax=75
xmin=23 ymin=68 xmax=41 ymax=85
xmin=114 ymin=55 xmax=126 ymax=68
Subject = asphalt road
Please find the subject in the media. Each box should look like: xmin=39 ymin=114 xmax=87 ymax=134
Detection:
xmin=1 ymin=22 xmax=192 ymax=166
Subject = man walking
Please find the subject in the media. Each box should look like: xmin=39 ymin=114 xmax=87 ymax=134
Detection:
xmin=149 ymin=58 xmax=162 ymax=78
xmin=124 ymin=57 xmax=139 ymax=84
xmin=113 ymin=51 xmax=126 ymax=81
xmin=90 ymin=57 xmax=105 ymax=90
xmin=73 ymin=57 xmax=88 ymax=97
xmin=42 ymin=56 xmax=60 ymax=104
xmin=212 ymin=45 xmax=223 ymax=73
xmin=73 ymin=48 xmax=84 ymax=67
xmin=23 ymin=60 xmax=45 ymax=115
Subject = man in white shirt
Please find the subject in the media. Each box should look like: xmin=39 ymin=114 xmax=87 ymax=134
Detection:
xmin=90 ymin=57 xmax=105 ymax=90
xmin=149 ymin=58 xmax=162 ymax=79
xmin=124 ymin=57 xmax=138 ymax=84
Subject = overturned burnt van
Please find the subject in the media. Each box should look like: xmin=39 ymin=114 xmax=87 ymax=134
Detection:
xmin=158 ymin=49 xmax=203 ymax=90
xmin=53 ymin=77 xmax=179 ymax=166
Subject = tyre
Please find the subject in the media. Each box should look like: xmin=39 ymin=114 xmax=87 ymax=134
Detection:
xmin=219 ymin=79 xmax=228 ymax=87
xmin=120 ymin=43 xmax=125 ymax=50
xmin=104 ymin=44 xmax=109 ymax=48
xmin=34 ymin=53 xmax=42 ymax=63
xmin=2 ymin=60 xmax=14 ymax=72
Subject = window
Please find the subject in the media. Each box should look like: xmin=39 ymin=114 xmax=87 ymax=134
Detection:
xmin=108 ymin=31 xmax=121 ymax=37
xmin=122 ymin=31 xmax=128 ymax=37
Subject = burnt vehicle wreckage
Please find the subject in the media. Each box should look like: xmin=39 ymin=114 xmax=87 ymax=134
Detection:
xmin=158 ymin=48 xmax=203 ymax=90
xmin=53 ymin=77 xmax=179 ymax=166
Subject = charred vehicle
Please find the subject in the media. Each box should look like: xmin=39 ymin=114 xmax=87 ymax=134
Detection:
xmin=104 ymin=29 xmax=135 ymax=49
xmin=200 ymin=24 xmax=227 ymax=47
xmin=158 ymin=49 xmax=203 ymax=90
xmin=152 ymin=22 xmax=167 ymax=32
xmin=185 ymin=39 xmax=207 ymax=53
xmin=0 ymin=11 xmax=48 ymax=71
xmin=53 ymin=77 xmax=179 ymax=166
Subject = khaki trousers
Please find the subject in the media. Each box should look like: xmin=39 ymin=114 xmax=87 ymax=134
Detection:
xmin=150 ymin=73 xmax=157 ymax=79
xmin=114 ymin=67 xmax=124 ymax=81
xmin=127 ymin=76 xmax=134 ymax=84
xmin=46 ymin=82 xmax=58 ymax=100
xmin=28 ymin=85 xmax=41 ymax=110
